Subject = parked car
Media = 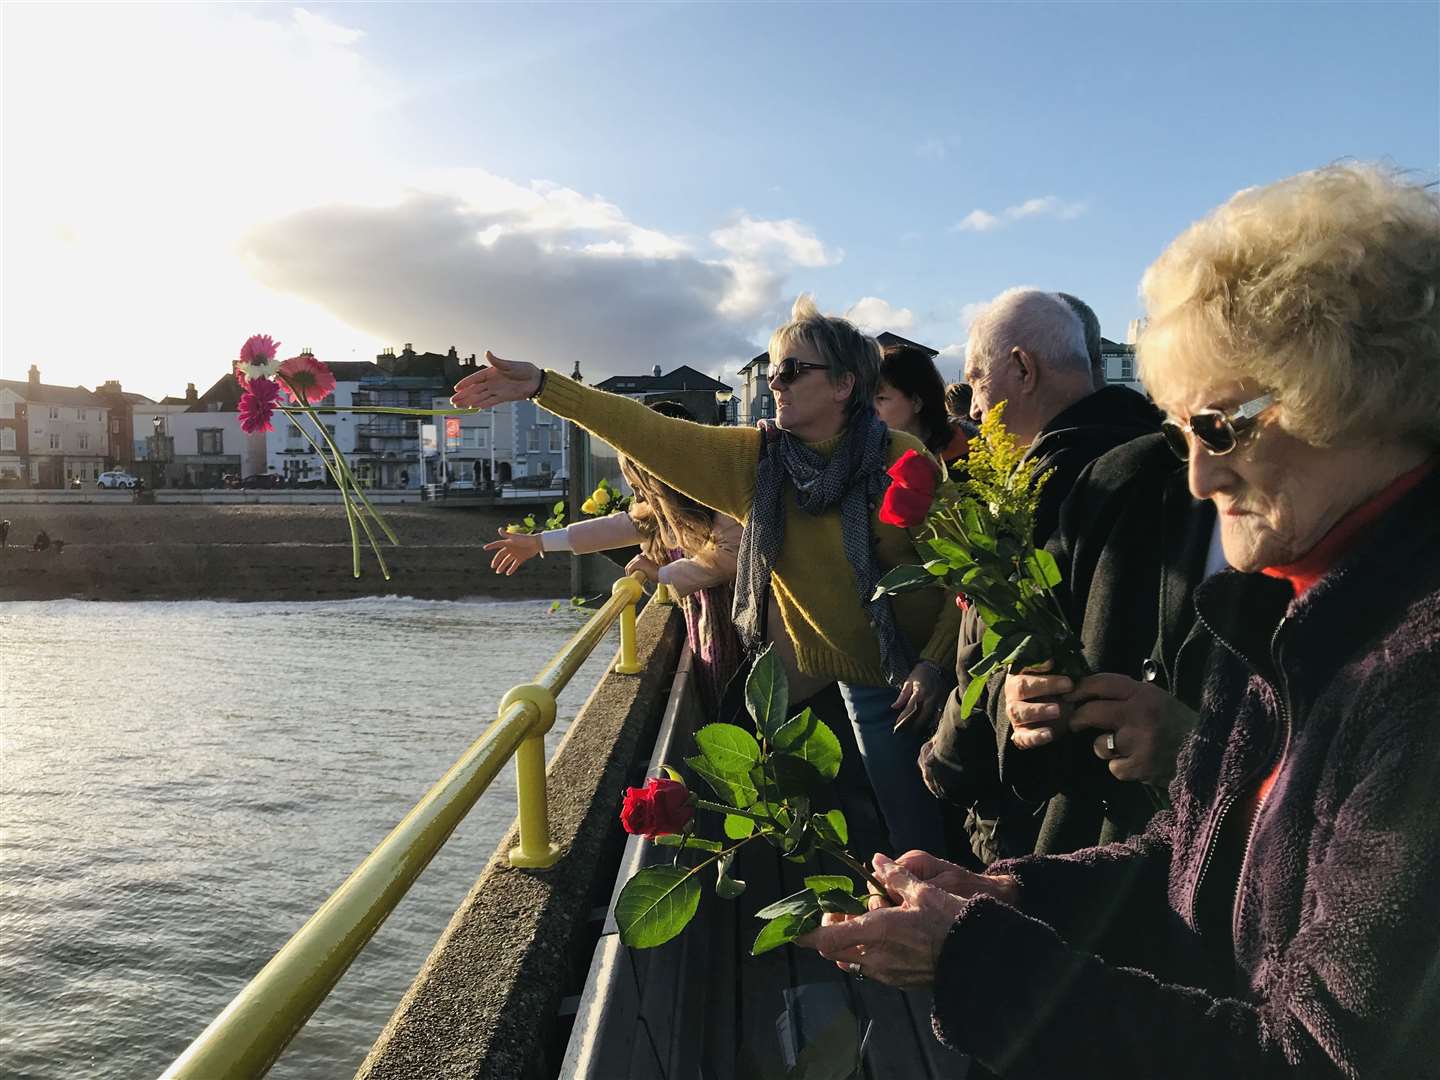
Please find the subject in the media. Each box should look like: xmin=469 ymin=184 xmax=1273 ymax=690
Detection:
xmin=96 ymin=471 xmax=139 ymax=489
xmin=239 ymin=473 xmax=285 ymax=489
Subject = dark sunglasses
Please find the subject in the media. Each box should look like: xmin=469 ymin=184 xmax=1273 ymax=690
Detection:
xmin=773 ymin=356 xmax=831 ymax=385
xmin=1161 ymin=392 xmax=1276 ymax=460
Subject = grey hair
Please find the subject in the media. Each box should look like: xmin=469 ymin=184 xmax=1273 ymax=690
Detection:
xmin=768 ymin=294 xmax=881 ymax=417
xmin=966 ymin=288 xmax=1091 ymax=377
xmin=1057 ymin=292 xmax=1105 ymax=385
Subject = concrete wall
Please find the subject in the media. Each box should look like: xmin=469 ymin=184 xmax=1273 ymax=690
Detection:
xmin=354 ymin=600 xmax=685 ymax=1080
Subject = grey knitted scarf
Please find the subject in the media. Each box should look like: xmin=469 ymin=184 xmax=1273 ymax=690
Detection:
xmin=733 ymin=407 xmax=918 ymax=687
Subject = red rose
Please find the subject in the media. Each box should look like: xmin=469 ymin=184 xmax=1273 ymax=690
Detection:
xmin=879 ymin=449 xmax=938 ymax=528
xmin=620 ymin=777 xmax=694 ymax=837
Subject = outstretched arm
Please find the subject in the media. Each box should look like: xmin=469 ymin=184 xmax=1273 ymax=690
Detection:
xmin=454 ymin=353 xmax=761 ymax=522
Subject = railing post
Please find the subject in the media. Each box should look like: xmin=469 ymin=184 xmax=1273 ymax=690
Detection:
xmin=501 ymin=684 xmax=562 ymax=869
xmin=611 ymin=575 xmax=645 ymax=674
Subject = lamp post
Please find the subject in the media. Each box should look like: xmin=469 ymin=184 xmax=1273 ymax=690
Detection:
xmin=714 ymin=387 xmax=734 ymax=425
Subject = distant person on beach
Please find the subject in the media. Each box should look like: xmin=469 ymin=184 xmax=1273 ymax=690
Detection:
xmin=32 ymin=530 xmax=50 ymax=552
xmin=454 ymin=295 xmax=963 ymax=857
xmin=0 ymin=519 xmax=9 ymax=552
xmin=484 ymin=401 xmax=744 ymax=714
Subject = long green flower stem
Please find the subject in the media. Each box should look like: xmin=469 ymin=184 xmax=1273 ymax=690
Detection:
xmin=282 ymin=406 xmax=478 ymax=416
xmin=281 ymin=403 xmax=373 ymax=578
xmin=694 ymin=799 xmax=884 ymax=895
xmin=277 ymin=388 xmax=400 ymax=547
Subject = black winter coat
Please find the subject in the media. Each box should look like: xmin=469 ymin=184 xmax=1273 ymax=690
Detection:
xmin=931 ymin=466 xmax=1440 ymax=1079
xmin=926 ymin=390 xmax=1162 ymax=861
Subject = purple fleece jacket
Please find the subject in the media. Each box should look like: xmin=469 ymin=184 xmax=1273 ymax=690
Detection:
xmin=931 ymin=467 xmax=1440 ymax=1078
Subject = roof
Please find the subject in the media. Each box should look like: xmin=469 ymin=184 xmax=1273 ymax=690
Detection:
xmin=327 ymin=361 xmax=383 ymax=380
xmin=0 ymin=379 xmax=103 ymax=406
xmin=876 ymin=331 xmax=939 ymax=358
xmin=594 ymin=364 xmax=732 ymax=395
xmin=187 ymin=373 xmax=243 ymax=412
xmin=1099 ymin=337 xmax=1134 ymax=354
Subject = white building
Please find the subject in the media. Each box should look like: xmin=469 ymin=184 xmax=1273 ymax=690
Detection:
xmin=267 ymin=361 xmax=378 ymax=485
xmin=0 ymin=366 xmax=109 ymax=487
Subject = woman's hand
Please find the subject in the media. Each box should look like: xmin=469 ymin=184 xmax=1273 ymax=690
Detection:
xmin=1065 ymin=674 xmax=1198 ymax=785
xmin=892 ymin=660 xmax=948 ymax=735
xmin=1004 ymin=665 xmax=1075 ymax=750
xmin=625 ymin=554 xmax=661 ymax=584
xmin=451 ymin=351 xmax=542 ymax=409
xmin=797 ymin=853 xmax=970 ymax=989
xmin=482 ymin=528 xmax=543 ymax=575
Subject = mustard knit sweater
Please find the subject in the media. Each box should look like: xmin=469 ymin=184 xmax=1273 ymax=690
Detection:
xmin=538 ymin=373 xmax=961 ymax=685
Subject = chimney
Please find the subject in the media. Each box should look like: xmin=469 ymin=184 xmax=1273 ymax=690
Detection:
xmin=101 ymin=379 xmax=122 ymax=394
xmin=28 ymin=364 xmax=41 ymax=391
xmin=651 ymin=364 xmax=662 ymax=378
xmin=185 ymin=382 xmax=198 ymax=404
xmin=447 ymin=346 xmax=458 ymax=360
xmin=571 ymin=360 xmax=584 ymax=383
xmin=402 ymin=343 xmax=415 ymax=357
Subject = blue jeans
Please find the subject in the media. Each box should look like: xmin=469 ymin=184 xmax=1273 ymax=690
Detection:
xmin=837 ymin=681 xmax=946 ymax=858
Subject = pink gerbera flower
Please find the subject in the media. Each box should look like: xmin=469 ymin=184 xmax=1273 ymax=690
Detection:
xmin=278 ymin=352 xmax=337 ymax=404
xmin=238 ymin=375 xmax=282 ymax=433
xmin=238 ymin=334 xmax=282 ymax=380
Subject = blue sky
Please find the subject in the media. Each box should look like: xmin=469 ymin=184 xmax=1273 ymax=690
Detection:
xmin=3 ymin=1 xmax=1436 ymax=398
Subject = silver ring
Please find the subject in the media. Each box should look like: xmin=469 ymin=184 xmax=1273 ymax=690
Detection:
xmin=845 ymin=962 xmax=863 ymax=978
xmin=1105 ymin=732 xmax=1117 ymax=754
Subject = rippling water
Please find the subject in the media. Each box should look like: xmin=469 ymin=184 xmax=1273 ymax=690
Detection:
xmin=0 ymin=598 xmax=612 ymax=1080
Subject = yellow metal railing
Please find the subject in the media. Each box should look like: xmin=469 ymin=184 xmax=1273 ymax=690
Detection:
xmin=160 ymin=573 xmax=650 ymax=1080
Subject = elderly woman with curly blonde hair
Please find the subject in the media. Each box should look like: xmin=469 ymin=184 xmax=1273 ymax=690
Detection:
xmin=800 ymin=163 xmax=1440 ymax=1079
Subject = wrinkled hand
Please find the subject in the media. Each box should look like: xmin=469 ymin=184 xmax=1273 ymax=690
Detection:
xmin=1066 ymin=674 xmax=1197 ymax=785
xmin=625 ymin=554 xmax=660 ymax=584
xmin=1004 ymin=664 xmax=1075 ymax=750
xmin=483 ymin=528 xmax=543 ymax=575
xmin=917 ymin=736 xmax=946 ymax=798
xmin=797 ymin=853 xmax=972 ymax=989
xmin=892 ymin=661 xmax=947 ymax=735
xmin=451 ymin=351 xmax=542 ymax=409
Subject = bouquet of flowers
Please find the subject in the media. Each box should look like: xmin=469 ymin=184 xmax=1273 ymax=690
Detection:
xmin=615 ymin=646 xmax=879 ymax=954
xmin=234 ymin=334 xmax=474 ymax=579
xmin=582 ymin=477 xmax=631 ymax=518
xmin=873 ymin=401 xmax=1089 ymax=718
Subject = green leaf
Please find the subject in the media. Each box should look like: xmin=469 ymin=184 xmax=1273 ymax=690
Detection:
xmin=1028 ymin=548 xmax=1062 ymax=588
xmin=745 ymin=644 xmax=789 ymax=742
xmin=660 ymin=764 xmax=685 ymax=784
xmin=813 ymin=808 xmax=849 ymax=846
xmin=926 ymin=535 xmax=974 ymax=566
xmin=752 ymin=756 xmax=823 ymax=805
xmin=967 ymin=653 xmax=999 ymax=681
xmin=870 ymin=563 xmax=935 ymax=600
xmin=694 ymin=723 xmax=761 ymax=778
xmin=816 ymin=889 xmax=869 ymax=915
xmin=981 ymin=625 xmax=1000 ymax=654
xmin=723 ymin=813 xmax=756 ymax=840
xmin=715 ymin=851 xmax=746 ymax=899
xmin=923 ymin=559 xmax=951 ymax=577
xmin=959 ymin=673 xmax=990 ymax=718
xmin=771 ymin=707 xmax=843 ymax=781
xmin=755 ymin=887 xmax=820 ymax=920
xmin=804 ymin=874 xmax=854 ymax=894
xmin=751 ymin=910 xmax=822 ymax=956
xmin=616 ymin=866 xmax=701 ymax=949
xmin=553 ymin=500 xmax=566 ymax=514
xmin=652 ymin=833 xmax=724 ymax=853
xmin=998 ymin=633 xmax=1035 ymax=670
xmin=686 ymin=754 xmax=758 ymax=808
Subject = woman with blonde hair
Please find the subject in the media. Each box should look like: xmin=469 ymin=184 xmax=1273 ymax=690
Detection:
xmin=799 ymin=163 xmax=1440 ymax=1078
xmin=484 ymin=401 xmax=743 ymax=714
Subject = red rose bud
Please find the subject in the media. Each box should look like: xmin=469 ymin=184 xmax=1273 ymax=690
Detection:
xmin=620 ymin=777 xmax=694 ymax=837
xmin=879 ymin=450 xmax=939 ymax=528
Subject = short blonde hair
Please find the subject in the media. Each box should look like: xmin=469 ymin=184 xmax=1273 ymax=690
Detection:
xmin=1138 ymin=163 xmax=1440 ymax=447
xmin=768 ymin=295 xmax=881 ymax=417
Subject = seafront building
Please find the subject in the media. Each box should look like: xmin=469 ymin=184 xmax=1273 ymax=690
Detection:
xmin=0 ymin=365 xmax=133 ymax=487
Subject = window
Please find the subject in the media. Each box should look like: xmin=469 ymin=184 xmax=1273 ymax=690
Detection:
xmin=0 ymin=400 xmax=13 ymax=419
xmin=78 ymin=408 xmax=87 ymax=421
xmin=111 ymin=419 xmax=121 ymax=434
xmin=526 ymin=428 xmax=540 ymax=452
xmin=540 ymin=460 xmax=552 ymax=474
xmin=197 ymin=429 xmax=224 ymax=455
xmin=49 ymin=406 xmax=60 ymax=420
xmin=1 ymin=429 xmax=14 ymax=451
xmin=549 ymin=426 xmax=562 ymax=451
xmin=1120 ymin=358 xmax=1135 ymax=381
xmin=49 ymin=433 xmax=61 ymax=450
xmin=79 ymin=434 xmax=89 ymax=450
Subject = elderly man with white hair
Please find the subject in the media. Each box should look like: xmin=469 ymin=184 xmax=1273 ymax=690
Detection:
xmin=922 ymin=287 xmax=1161 ymax=865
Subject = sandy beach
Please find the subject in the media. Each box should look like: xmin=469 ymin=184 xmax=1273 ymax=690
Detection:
xmin=0 ymin=504 xmax=573 ymax=602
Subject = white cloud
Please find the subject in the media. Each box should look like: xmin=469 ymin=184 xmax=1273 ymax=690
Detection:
xmin=844 ymin=297 xmax=916 ymax=333
xmin=2 ymin=6 xmax=833 ymax=395
xmin=951 ymin=195 xmax=1088 ymax=233
xmin=916 ymin=134 xmax=962 ymax=161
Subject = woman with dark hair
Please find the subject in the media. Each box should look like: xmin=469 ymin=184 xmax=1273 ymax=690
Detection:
xmin=484 ymin=400 xmax=744 ymax=714
xmin=875 ymin=343 xmax=967 ymax=464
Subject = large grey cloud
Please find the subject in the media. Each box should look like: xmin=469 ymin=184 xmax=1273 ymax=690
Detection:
xmin=242 ymin=191 xmax=835 ymax=382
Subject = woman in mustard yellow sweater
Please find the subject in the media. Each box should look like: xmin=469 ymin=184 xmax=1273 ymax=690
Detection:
xmin=454 ymin=297 xmax=960 ymax=856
